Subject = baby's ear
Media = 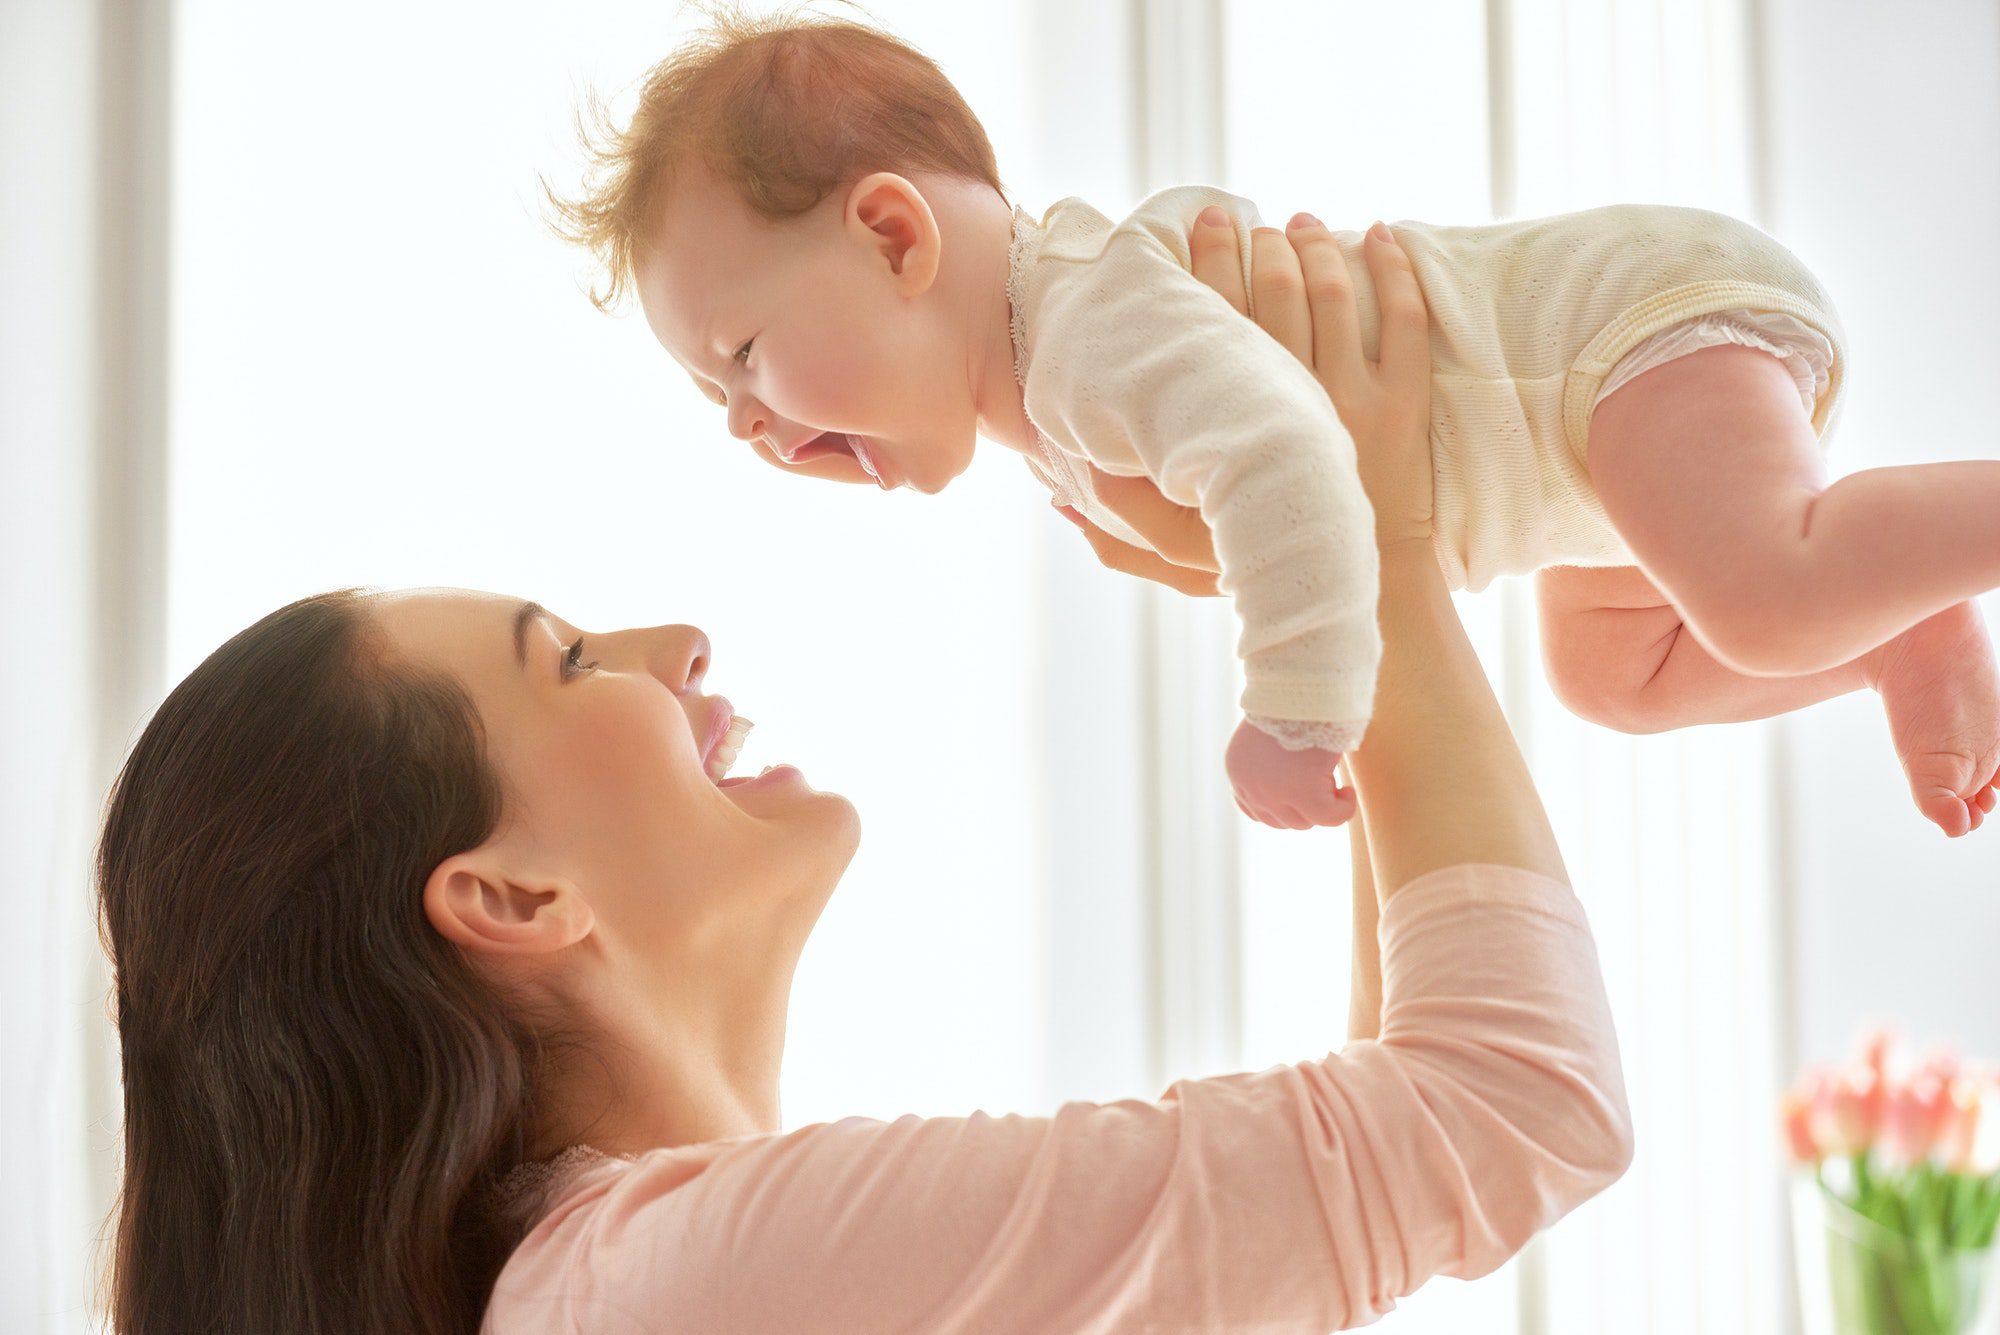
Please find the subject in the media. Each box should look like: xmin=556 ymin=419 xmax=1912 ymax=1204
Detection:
xmin=845 ymin=172 xmax=941 ymax=297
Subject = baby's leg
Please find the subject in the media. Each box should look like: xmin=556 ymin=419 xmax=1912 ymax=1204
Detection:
xmin=1588 ymin=342 xmax=2000 ymax=676
xmin=1539 ymin=565 xmax=2000 ymax=836
xmin=1535 ymin=564 xmax=1877 ymax=733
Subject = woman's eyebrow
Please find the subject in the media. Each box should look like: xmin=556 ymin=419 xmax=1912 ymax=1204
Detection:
xmin=512 ymin=600 xmax=550 ymax=668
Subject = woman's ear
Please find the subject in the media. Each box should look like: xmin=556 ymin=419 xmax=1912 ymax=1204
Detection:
xmin=844 ymin=172 xmax=941 ymax=297
xmin=422 ymin=848 xmax=594 ymax=958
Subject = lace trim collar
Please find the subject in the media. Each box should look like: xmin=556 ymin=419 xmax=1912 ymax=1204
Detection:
xmin=1006 ymin=205 xmax=1086 ymax=508
xmin=489 ymin=1144 xmax=624 ymax=1226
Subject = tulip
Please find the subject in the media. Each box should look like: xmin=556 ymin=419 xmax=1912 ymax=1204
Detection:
xmin=1963 ymin=1075 xmax=2000 ymax=1176
xmin=1920 ymin=1047 xmax=1964 ymax=1089
xmin=1881 ymin=1074 xmax=1952 ymax=1168
xmin=1859 ymin=1027 xmax=1896 ymax=1084
xmin=1781 ymin=1088 xmax=1822 ymax=1164
xmin=1940 ymin=1076 xmax=1981 ymax=1173
xmin=1811 ymin=1064 xmax=1885 ymax=1157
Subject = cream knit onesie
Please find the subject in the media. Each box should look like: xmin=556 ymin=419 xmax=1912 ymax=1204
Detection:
xmin=1008 ymin=185 xmax=1847 ymax=752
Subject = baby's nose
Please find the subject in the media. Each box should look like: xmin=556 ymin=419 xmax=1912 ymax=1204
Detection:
xmin=726 ymin=394 xmax=767 ymax=442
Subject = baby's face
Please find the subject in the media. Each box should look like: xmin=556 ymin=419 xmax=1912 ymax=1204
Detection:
xmin=636 ymin=163 xmax=979 ymax=495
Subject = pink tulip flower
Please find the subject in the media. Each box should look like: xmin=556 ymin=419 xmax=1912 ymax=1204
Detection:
xmin=1859 ymin=1027 xmax=1896 ymax=1083
xmin=1920 ymin=1047 xmax=1964 ymax=1088
xmin=1781 ymin=1088 xmax=1821 ymax=1164
xmin=1944 ymin=1072 xmax=2000 ymax=1176
xmin=1941 ymin=1077 xmax=1981 ymax=1173
xmin=1810 ymin=1065 xmax=1884 ymax=1157
xmin=1881 ymin=1074 xmax=1952 ymax=1167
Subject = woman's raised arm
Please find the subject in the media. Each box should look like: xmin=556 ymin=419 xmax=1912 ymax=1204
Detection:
xmin=1197 ymin=212 xmax=1566 ymax=890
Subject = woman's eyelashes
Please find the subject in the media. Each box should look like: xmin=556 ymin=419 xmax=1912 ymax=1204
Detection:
xmin=562 ymin=636 xmax=599 ymax=680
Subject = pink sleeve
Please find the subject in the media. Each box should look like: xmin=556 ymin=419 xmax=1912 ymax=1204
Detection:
xmin=483 ymin=864 xmax=1631 ymax=1334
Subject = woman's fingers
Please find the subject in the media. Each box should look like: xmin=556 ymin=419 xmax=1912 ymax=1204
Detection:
xmin=1248 ymin=225 xmax=1312 ymax=364
xmin=1285 ymin=214 xmax=1364 ymax=396
xmin=1190 ymin=207 xmax=1249 ymax=316
xmin=1055 ymin=504 xmax=1221 ymax=596
xmin=1084 ymin=464 xmax=1220 ymax=572
xmin=1365 ymin=222 xmax=1431 ymax=389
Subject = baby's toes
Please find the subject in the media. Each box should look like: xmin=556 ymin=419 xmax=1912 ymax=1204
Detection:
xmin=1927 ymin=792 xmax=1974 ymax=838
xmin=1907 ymin=751 xmax=1979 ymax=836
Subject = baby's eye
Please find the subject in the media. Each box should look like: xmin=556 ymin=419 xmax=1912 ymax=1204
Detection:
xmin=733 ymin=338 xmax=755 ymax=365
xmin=562 ymin=637 xmax=599 ymax=679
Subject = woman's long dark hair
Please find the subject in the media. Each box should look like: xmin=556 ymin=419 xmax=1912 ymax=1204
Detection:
xmin=97 ymin=589 xmax=559 ymax=1333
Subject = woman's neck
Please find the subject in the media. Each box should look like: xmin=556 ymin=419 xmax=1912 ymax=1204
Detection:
xmin=529 ymin=939 xmax=795 ymax=1159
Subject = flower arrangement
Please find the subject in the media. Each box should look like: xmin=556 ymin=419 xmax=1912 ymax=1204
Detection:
xmin=1784 ymin=1031 xmax=2000 ymax=1334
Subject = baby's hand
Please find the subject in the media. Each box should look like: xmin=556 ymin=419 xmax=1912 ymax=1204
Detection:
xmin=1226 ymin=719 xmax=1356 ymax=829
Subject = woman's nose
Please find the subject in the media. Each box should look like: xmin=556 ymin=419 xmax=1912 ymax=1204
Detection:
xmin=646 ymin=625 xmax=710 ymax=694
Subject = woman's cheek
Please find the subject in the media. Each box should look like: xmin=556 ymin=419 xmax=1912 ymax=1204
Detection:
xmin=560 ymin=694 xmax=691 ymax=797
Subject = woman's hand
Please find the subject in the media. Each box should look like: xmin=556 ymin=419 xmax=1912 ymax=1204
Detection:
xmin=1064 ymin=211 xmax=1436 ymax=582
xmin=1065 ymin=207 xmax=1435 ymax=831
xmin=1189 ymin=209 xmax=1435 ymax=553
xmin=1050 ymin=497 xmax=1219 ymax=597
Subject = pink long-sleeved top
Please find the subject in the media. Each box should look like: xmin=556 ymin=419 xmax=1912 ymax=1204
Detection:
xmin=481 ymin=863 xmax=1631 ymax=1334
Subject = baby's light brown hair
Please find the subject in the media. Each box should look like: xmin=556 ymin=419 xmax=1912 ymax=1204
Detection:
xmin=548 ymin=4 xmax=1006 ymax=311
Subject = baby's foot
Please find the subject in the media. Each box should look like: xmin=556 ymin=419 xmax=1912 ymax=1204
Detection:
xmin=1868 ymin=601 xmax=2000 ymax=837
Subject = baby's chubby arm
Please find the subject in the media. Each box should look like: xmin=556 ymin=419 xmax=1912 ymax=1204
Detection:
xmin=1022 ymin=188 xmax=1381 ymax=756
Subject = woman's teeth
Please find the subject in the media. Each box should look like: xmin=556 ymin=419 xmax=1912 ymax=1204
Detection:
xmin=706 ymin=715 xmax=754 ymax=783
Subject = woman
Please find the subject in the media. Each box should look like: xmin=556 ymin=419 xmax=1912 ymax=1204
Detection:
xmin=96 ymin=225 xmax=1630 ymax=1334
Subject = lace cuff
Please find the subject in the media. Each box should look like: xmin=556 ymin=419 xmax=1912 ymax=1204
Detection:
xmin=1247 ymin=714 xmax=1365 ymax=754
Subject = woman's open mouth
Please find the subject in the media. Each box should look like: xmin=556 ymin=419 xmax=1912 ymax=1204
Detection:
xmin=702 ymin=706 xmax=750 ymax=784
xmin=700 ymin=711 xmax=802 ymax=790
xmin=786 ymin=432 xmax=893 ymax=490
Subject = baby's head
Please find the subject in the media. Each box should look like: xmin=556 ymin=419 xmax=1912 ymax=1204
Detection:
xmin=552 ymin=7 xmax=1008 ymax=493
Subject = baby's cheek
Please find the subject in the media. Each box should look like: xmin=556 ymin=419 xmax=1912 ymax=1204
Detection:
xmin=778 ymin=372 xmax=857 ymax=429
xmin=783 ymin=331 xmax=893 ymax=423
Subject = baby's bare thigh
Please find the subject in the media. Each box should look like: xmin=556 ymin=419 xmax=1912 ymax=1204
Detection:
xmin=1535 ymin=565 xmax=1691 ymax=724
xmin=1584 ymin=344 xmax=1826 ymax=608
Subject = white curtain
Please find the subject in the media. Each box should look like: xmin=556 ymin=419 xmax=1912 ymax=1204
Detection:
xmin=1216 ymin=1 xmax=1788 ymax=1330
xmin=3 ymin=2 xmax=167 ymax=1331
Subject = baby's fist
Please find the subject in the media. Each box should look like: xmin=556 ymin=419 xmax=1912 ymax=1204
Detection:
xmin=1226 ymin=718 xmax=1356 ymax=830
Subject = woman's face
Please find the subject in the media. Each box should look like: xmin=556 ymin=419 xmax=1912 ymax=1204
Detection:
xmin=370 ymin=588 xmax=860 ymax=964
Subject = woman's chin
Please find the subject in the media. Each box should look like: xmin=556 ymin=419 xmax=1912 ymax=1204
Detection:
xmin=722 ymin=767 xmax=859 ymax=839
xmin=815 ymin=788 xmax=862 ymax=854
xmin=785 ymin=787 xmax=863 ymax=889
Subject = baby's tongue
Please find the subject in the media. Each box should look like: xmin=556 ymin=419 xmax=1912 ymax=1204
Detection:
xmin=849 ymin=435 xmax=882 ymax=480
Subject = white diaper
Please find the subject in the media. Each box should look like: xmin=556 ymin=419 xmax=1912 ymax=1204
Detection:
xmin=1592 ymin=308 xmax=1835 ymax=416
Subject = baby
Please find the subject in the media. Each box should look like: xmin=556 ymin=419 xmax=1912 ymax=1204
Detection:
xmin=552 ymin=10 xmax=2000 ymax=835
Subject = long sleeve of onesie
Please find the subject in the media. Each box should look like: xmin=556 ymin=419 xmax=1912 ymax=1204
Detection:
xmin=483 ymin=864 xmax=1633 ymax=1334
xmin=1009 ymin=187 xmax=1381 ymax=752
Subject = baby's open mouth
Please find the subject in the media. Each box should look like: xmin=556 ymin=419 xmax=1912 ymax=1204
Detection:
xmin=787 ymin=432 xmax=887 ymax=486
